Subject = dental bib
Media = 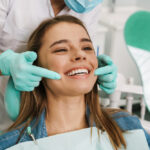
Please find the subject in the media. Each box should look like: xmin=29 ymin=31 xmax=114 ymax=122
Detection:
xmin=7 ymin=127 xmax=149 ymax=150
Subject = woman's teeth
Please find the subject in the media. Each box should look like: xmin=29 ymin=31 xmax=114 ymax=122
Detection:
xmin=67 ymin=69 xmax=89 ymax=76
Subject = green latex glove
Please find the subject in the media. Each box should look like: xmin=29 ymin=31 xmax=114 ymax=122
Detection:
xmin=94 ymin=54 xmax=117 ymax=94
xmin=4 ymin=77 xmax=20 ymax=121
xmin=0 ymin=50 xmax=61 ymax=121
xmin=0 ymin=49 xmax=61 ymax=91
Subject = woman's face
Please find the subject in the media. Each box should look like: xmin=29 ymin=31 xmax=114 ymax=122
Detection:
xmin=38 ymin=22 xmax=98 ymax=96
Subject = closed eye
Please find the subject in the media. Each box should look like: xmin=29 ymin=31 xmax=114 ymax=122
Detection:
xmin=82 ymin=47 xmax=93 ymax=51
xmin=53 ymin=49 xmax=68 ymax=53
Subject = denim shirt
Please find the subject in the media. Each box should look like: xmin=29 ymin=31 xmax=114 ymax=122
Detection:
xmin=0 ymin=109 xmax=150 ymax=150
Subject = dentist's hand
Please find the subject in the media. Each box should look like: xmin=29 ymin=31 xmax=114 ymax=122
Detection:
xmin=94 ymin=54 xmax=117 ymax=94
xmin=0 ymin=49 xmax=61 ymax=91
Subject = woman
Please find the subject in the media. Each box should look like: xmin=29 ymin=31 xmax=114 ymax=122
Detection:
xmin=0 ymin=15 xmax=149 ymax=150
xmin=0 ymin=0 xmax=117 ymax=127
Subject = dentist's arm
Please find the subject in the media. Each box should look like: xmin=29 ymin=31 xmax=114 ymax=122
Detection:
xmin=0 ymin=51 xmax=3 ymax=75
xmin=0 ymin=50 xmax=61 ymax=121
xmin=4 ymin=77 xmax=20 ymax=121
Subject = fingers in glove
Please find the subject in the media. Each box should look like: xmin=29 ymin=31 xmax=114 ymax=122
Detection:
xmin=100 ymin=81 xmax=117 ymax=89
xmin=25 ymin=81 xmax=40 ymax=88
xmin=15 ymin=80 xmax=40 ymax=91
xmin=29 ymin=65 xmax=61 ymax=80
xmin=98 ymin=71 xmax=117 ymax=82
xmin=25 ymin=87 xmax=35 ymax=92
xmin=29 ymin=75 xmax=42 ymax=82
xmin=23 ymin=51 xmax=37 ymax=63
xmin=95 ymin=64 xmax=117 ymax=76
xmin=99 ymin=85 xmax=115 ymax=94
xmin=97 ymin=55 xmax=113 ymax=66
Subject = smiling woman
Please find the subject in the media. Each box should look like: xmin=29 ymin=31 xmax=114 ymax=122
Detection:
xmin=0 ymin=15 xmax=150 ymax=150
xmin=37 ymin=20 xmax=98 ymax=97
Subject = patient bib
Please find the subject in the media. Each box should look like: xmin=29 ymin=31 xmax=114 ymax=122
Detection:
xmin=7 ymin=127 xmax=149 ymax=150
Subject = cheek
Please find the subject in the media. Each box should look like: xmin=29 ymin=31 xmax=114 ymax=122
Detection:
xmin=38 ymin=52 xmax=64 ymax=73
xmin=37 ymin=50 xmax=48 ymax=68
xmin=90 ymin=54 xmax=98 ymax=69
xmin=90 ymin=54 xmax=98 ymax=82
xmin=46 ymin=56 xmax=67 ymax=73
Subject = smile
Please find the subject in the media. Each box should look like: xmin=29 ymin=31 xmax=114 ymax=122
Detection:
xmin=65 ymin=67 xmax=91 ymax=79
xmin=67 ymin=68 xmax=89 ymax=76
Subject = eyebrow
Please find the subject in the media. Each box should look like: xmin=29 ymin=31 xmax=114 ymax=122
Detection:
xmin=50 ymin=40 xmax=68 ymax=48
xmin=80 ymin=38 xmax=92 ymax=43
xmin=49 ymin=38 xmax=92 ymax=48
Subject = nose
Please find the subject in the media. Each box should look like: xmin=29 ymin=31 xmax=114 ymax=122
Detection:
xmin=71 ymin=49 xmax=86 ymax=62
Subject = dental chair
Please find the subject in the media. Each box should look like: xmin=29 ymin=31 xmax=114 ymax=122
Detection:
xmin=101 ymin=11 xmax=150 ymax=134
xmin=123 ymin=10 xmax=150 ymax=133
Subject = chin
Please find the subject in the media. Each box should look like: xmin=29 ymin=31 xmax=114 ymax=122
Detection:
xmin=68 ymin=84 xmax=95 ymax=95
xmin=45 ymin=77 xmax=97 ymax=96
xmin=65 ymin=77 xmax=97 ymax=95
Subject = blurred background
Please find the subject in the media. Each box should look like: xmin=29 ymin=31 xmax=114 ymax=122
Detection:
xmin=96 ymin=0 xmax=150 ymax=132
xmin=96 ymin=0 xmax=150 ymax=85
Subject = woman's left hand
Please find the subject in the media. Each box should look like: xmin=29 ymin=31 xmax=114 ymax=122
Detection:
xmin=94 ymin=54 xmax=117 ymax=94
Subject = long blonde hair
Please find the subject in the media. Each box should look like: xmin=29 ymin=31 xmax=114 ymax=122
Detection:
xmin=8 ymin=15 xmax=127 ymax=150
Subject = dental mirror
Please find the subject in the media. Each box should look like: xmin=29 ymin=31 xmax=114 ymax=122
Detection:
xmin=124 ymin=10 xmax=150 ymax=112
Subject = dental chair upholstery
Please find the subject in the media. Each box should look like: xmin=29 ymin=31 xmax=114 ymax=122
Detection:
xmin=124 ymin=11 xmax=150 ymax=133
xmin=124 ymin=11 xmax=150 ymax=112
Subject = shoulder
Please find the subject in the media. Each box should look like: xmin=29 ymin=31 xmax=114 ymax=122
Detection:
xmin=0 ymin=111 xmax=47 ymax=149
xmin=112 ymin=111 xmax=142 ymax=130
xmin=112 ymin=111 xmax=150 ymax=148
xmin=0 ymin=129 xmax=20 ymax=150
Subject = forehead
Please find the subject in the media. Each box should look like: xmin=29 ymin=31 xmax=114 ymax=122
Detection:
xmin=43 ymin=22 xmax=89 ymax=42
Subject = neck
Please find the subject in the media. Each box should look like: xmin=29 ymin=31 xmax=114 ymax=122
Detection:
xmin=45 ymin=94 xmax=88 ymax=136
xmin=50 ymin=0 xmax=66 ymax=16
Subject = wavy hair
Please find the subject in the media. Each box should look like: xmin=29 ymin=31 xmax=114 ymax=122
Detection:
xmin=7 ymin=15 xmax=126 ymax=150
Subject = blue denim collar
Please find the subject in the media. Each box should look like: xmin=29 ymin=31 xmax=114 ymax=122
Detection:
xmin=19 ymin=105 xmax=95 ymax=142
xmin=19 ymin=110 xmax=47 ymax=142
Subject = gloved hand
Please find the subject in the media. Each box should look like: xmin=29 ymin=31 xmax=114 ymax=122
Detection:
xmin=0 ymin=49 xmax=61 ymax=91
xmin=0 ymin=49 xmax=61 ymax=121
xmin=94 ymin=54 xmax=117 ymax=94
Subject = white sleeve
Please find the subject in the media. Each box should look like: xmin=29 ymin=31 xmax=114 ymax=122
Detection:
xmin=83 ymin=4 xmax=102 ymax=30
xmin=0 ymin=0 xmax=10 ymax=33
xmin=81 ymin=4 xmax=102 ymax=51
